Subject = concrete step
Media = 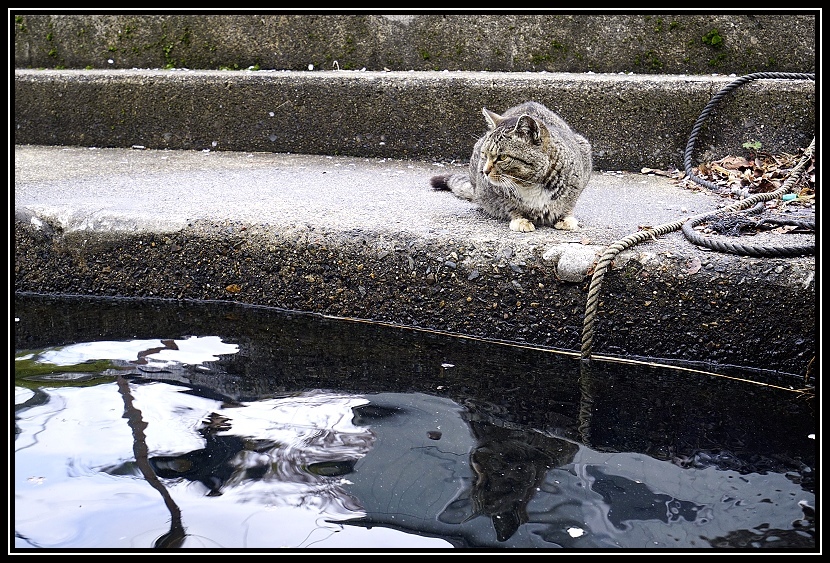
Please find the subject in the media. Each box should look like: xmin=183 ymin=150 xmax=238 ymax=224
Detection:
xmin=13 ymin=13 xmax=817 ymax=169
xmin=13 ymin=12 xmax=817 ymax=376
xmin=13 ymin=13 xmax=816 ymax=75
xmin=14 ymin=68 xmax=815 ymax=171
xmin=14 ymin=144 xmax=815 ymax=376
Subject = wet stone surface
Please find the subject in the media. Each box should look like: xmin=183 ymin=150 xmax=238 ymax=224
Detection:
xmin=14 ymin=215 xmax=815 ymax=376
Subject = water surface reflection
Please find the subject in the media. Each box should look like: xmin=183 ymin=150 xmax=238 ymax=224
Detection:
xmin=13 ymin=293 xmax=815 ymax=551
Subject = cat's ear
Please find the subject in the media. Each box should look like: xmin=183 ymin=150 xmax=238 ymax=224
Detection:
xmin=515 ymin=114 xmax=542 ymax=145
xmin=482 ymin=108 xmax=503 ymax=129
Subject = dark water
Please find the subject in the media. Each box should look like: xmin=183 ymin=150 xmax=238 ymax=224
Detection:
xmin=13 ymin=293 xmax=816 ymax=552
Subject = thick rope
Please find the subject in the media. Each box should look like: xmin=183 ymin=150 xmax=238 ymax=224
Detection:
xmin=683 ymin=72 xmax=814 ymax=191
xmin=682 ymin=211 xmax=814 ymax=257
xmin=682 ymin=138 xmax=815 ymax=257
xmin=575 ymin=73 xmax=814 ymax=442
xmin=580 ymin=220 xmax=682 ymax=362
xmin=582 ymin=72 xmax=815 ymax=362
xmin=581 ymin=113 xmax=814 ymax=362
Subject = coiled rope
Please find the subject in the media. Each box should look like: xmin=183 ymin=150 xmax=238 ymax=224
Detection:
xmin=680 ymin=71 xmax=816 ymax=257
xmin=580 ymin=72 xmax=814 ymax=362
xmin=683 ymin=72 xmax=815 ymax=190
xmin=681 ymin=168 xmax=815 ymax=257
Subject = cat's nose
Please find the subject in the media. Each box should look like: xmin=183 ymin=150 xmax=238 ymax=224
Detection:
xmin=483 ymin=160 xmax=493 ymax=174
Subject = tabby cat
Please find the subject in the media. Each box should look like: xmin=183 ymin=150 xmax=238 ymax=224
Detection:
xmin=431 ymin=101 xmax=592 ymax=232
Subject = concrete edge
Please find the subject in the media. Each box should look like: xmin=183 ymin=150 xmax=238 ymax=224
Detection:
xmin=14 ymin=69 xmax=816 ymax=171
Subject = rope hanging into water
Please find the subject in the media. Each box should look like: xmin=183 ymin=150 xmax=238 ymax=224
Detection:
xmin=580 ymin=72 xmax=815 ymax=363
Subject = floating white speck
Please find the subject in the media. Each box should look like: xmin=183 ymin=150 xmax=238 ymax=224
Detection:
xmin=808 ymin=434 xmax=815 ymax=439
xmin=441 ymin=363 xmax=455 ymax=368
xmin=567 ymin=527 xmax=585 ymax=538
xmin=308 ymin=64 xmax=314 ymax=71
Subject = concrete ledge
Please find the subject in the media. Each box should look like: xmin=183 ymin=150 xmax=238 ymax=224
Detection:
xmin=14 ymin=69 xmax=815 ymax=171
xmin=14 ymin=145 xmax=815 ymax=375
xmin=12 ymin=13 xmax=816 ymax=75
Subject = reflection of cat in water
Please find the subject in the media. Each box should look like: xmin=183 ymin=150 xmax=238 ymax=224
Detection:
xmin=440 ymin=419 xmax=580 ymax=542
xmin=149 ymin=413 xmax=262 ymax=496
xmin=148 ymin=411 xmax=361 ymax=496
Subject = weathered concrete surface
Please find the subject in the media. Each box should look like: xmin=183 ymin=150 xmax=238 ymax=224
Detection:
xmin=13 ymin=69 xmax=815 ymax=171
xmin=12 ymin=13 xmax=816 ymax=75
xmin=11 ymin=12 xmax=818 ymax=377
xmin=14 ymin=145 xmax=815 ymax=375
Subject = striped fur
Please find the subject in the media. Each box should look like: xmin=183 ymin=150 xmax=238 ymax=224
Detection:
xmin=431 ymin=101 xmax=592 ymax=232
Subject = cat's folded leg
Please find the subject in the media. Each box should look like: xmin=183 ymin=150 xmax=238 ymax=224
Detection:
xmin=509 ymin=217 xmax=536 ymax=232
xmin=554 ymin=216 xmax=580 ymax=230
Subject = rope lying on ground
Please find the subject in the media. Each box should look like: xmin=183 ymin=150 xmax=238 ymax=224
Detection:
xmin=683 ymin=72 xmax=815 ymax=191
xmin=579 ymin=70 xmax=815 ymax=362
xmin=679 ymin=71 xmax=816 ymax=258
xmin=580 ymin=137 xmax=814 ymax=361
xmin=681 ymin=199 xmax=815 ymax=257
xmin=681 ymin=139 xmax=815 ymax=258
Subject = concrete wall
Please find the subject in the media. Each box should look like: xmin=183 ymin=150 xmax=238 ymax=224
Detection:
xmin=13 ymin=13 xmax=816 ymax=74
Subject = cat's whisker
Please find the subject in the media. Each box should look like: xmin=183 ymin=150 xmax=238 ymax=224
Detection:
xmin=497 ymin=174 xmax=531 ymax=196
xmin=496 ymin=177 xmax=521 ymax=198
xmin=500 ymin=173 xmax=526 ymax=186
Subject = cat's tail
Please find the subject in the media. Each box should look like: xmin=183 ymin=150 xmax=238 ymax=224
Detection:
xmin=430 ymin=174 xmax=475 ymax=201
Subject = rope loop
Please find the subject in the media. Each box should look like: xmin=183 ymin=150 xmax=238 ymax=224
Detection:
xmin=683 ymin=72 xmax=814 ymax=191
xmin=581 ymin=71 xmax=814 ymax=362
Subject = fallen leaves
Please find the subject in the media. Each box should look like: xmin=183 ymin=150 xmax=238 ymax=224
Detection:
xmin=641 ymin=145 xmax=815 ymax=207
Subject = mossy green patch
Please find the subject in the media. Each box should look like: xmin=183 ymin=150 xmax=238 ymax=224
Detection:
xmin=531 ymin=40 xmax=568 ymax=66
xmin=635 ymin=50 xmax=663 ymax=70
xmin=702 ymin=28 xmax=724 ymax=48
xmin=708 ymin=52 xmax=728 ymax=67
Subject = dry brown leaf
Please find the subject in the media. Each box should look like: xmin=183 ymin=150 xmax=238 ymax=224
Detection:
xmin=685 ymin=257 xmax=702 ymax=275
xmin=715 ymin=155 xmax=753 ymax=169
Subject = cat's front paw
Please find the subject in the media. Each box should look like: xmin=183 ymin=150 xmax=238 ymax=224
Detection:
xmin=554 ymin=216 xmax=579 ymax=230
xmin=509 ymin=218 xmax=536 ymax=232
